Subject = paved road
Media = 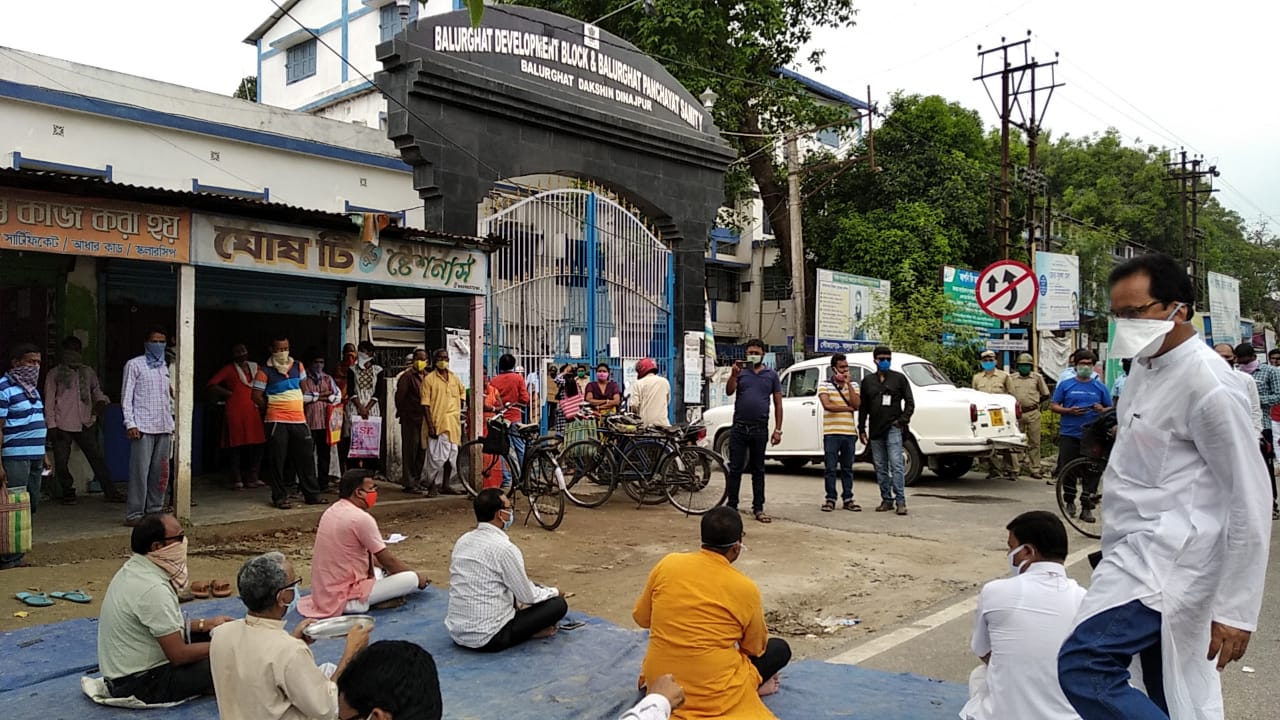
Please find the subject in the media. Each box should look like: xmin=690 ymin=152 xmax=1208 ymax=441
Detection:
xmin=758 ymin=461 xmax=1278 ymax=719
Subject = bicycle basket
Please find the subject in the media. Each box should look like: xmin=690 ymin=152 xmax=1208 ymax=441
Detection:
xmin=1080 ymin=408 xmax=1117 ymax=460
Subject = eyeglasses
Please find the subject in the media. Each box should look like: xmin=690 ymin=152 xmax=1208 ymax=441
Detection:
xmin=1111 ymin=300 xmax=1163 ymax=320
xmin=277 ymin=577 xmax=303 ymax=594
xmin=163 ymin=533 xmax=185 ymax=545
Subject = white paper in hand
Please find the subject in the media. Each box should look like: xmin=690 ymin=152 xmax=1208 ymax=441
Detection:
xmin=385 ymin=533 xmax=408 ymax=544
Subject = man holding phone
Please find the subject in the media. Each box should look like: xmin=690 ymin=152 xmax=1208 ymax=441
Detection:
xmin=724 ymin=339 xmax=783 ymax=524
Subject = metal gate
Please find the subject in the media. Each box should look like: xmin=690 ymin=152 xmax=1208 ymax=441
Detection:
xmin=482 ymin=188 xmax=674 ymax=405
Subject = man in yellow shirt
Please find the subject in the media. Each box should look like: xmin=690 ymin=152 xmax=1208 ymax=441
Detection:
xmin=421 ymin=348 xmax=466 ymax=495
xmin=633 ymin=506 xmax=791 ymax=719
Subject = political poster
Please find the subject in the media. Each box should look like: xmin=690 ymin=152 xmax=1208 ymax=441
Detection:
xmin=1034 ymin=252 xmax=1080 ymax=330
xmin=1207 ymin=271 xmax=1242 ymax=346
xmin=814 ymin=269 xmax=891 ymax=353
xmin=943 ymin=265 xmax=999 ymax=329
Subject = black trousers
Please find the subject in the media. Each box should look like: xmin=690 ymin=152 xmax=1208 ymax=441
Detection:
xmin=106 ymin=658 xmax=213 ymax=704
xmin=1058 ymin=436 xmax=1099 ymax=507
xmin=726 ymin=423 xmax=769 ymax=513
xmin=310 ymin=430 xmax=332 ymax=485
xmin=266 ymin=422 xmax=322 ymax=504
xmin=475 ymin=597 xmax=569 ymax=653
xmin=50 ymin=427 xmax=117 ymax=499
xmin=750 ymin=637 xmax=792 ymax=683
xmin=400 ymin=417 xmax=426 ymax=488
xmin=1263 ymin=428 xmax=1277 ymax=509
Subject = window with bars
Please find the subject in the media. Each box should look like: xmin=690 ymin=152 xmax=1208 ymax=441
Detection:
xmin=285 ymin=40 xmax=317 ymax=84
xmin=706 ymin=267 xmax=742 ymax=303
xmin=762 ymin=261 xmax=791 ymax=301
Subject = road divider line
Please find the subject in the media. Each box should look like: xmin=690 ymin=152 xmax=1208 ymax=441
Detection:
xmin=826 ymin=543 xmax=1099 ymax=666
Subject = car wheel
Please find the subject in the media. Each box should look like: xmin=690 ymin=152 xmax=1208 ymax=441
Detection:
xmin=714 ymin=430 xmax=732 ymax=459
xmin=931 ymin=455 xmax=974 ymax=481
xmin=780 ymin=457 xmax=809 ymax=472
xmin=903 ymin=437 xmax=924 ymax=486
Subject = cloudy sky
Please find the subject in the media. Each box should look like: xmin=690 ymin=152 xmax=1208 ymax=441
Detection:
xmin=2 ymin=0 xmax=1274 ymax=227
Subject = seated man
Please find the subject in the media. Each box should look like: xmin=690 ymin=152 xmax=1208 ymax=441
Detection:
xmin=97 ymin=514 xmax=233 ymax=703
xmin=960 ymin=511 xmax=1085 ymax=720
xmin=211 ymin=551 xmax=371 ymax=720
xmin=633 ymin=506 xmax=791 ymax=719
xmin=338 ymin=640 xmax=443 ymax=720
xmin=299 ymin=470 xmax=430 ymax=618
xmin=445 ymin=488 xmax=569 ymax=651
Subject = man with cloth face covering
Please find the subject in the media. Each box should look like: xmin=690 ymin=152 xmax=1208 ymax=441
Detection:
xmin=1056 ymin=253 xmax=1272 ymax=720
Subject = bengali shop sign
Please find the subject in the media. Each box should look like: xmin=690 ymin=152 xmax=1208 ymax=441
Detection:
xmin=0 ymin=189 xmax=189 ymax=262
xmin=192 ymin=214 xmax=488 ymax=294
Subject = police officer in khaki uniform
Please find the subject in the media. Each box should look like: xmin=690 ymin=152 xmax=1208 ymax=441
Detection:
xmin=973 ymin=350 xmax=1016 ymax=479
xmin=1007 ymin=352 xmax=1050 ymax=479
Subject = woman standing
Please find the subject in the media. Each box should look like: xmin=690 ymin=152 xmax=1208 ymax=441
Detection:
xmin=554 ymin=364 xmax=580 ymax=432
xmin=206 ymin=343 xmax=266 ymax=489
xmin=345 ymin=340 xmax=385 ymax=471
xmin=584 ymin=363 xmax=622 ymax=416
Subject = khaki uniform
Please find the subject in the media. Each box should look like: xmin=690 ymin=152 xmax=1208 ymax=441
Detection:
xmin=1007 ymin=371 xmax=1050 ymax=477
xmin=973 ymin=370 xmax=1016 ymax=477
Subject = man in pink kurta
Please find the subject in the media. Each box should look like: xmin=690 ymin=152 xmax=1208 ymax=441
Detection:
xmin=298 ymin=470 xmax=430 ymax=618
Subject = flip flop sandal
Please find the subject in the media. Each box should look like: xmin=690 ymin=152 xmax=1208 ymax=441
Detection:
xmin=211 ymin=580 xmax=233 ymax=598
xmin=754 ymin=512 xmax=772 ymax=524
xmin=821 ymin=501 xmax=835 ymax=512
xmin=16 ymin=592 xmax=54 ymax=607
xmin=190 ymin=581 xmax=212 ymax=599
xmin=50 ymin=590 xmax=92 ymax=604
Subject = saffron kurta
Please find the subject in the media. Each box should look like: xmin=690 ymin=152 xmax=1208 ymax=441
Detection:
xmin=633 ymin=549 xmax=775 ymax=720
xmin=207 ymin=362 xmax=266 ymax=448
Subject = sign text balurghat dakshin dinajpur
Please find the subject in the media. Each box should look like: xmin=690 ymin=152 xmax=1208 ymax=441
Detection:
xmin=432 ymin=25 xmax=705 ymax=133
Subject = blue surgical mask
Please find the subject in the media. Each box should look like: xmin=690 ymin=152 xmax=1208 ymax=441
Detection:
xmin=502 ymin=508 xmax=513 ymax=531
xmin=876 ymin=359 xmax=891 ymax=372
xmin=980 ymin=360 xmax=996 ymax=372
xmin=145 ymin=341 xmax=166 ymax=361
xmin=284 ymin=588 xmax=298 ymax=617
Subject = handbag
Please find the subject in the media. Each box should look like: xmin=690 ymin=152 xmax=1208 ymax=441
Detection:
xmin=559 ymin=392 xmax=584 ymax=421
xmin=564 ymin=418 xmax=598 ymax=444
xmin=0 ymin=488 xmax=32 ymax=555
xmin=349 ymin=416 xmax=384 ymax=459
xmin=484 ymin=416 xmax=512 ymax=455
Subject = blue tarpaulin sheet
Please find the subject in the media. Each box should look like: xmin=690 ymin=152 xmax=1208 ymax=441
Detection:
xmin=0 ymin=587 xmax=966 ymax=719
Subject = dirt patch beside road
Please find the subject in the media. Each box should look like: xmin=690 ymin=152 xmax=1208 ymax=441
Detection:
xmin=0 ymin=491 xmax=1001 ymax=663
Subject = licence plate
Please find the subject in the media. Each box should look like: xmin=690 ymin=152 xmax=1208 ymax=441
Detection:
xmin=988 ymin=409 xmax=1005 ymax=426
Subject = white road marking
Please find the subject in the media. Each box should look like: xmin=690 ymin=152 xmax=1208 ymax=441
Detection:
xmin=826 ymin=543 xmax=1100 ymax=666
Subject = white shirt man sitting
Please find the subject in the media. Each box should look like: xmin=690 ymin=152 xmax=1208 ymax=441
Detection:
xmin=445 ymin=488 xmax=569 ymax=651
xmin=211 ymin=552 xmax=370 ymax=720
xmin=961 ymin=510 xmax=1085 ymax=720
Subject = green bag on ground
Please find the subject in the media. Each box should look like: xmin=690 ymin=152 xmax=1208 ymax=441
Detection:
xmin=0 ymin=488 xmax=32 ymax=555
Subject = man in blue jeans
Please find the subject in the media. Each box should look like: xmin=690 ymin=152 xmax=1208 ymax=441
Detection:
xmin=1057 ymin=253 xmax=1271 ymax=720
xmin=0 ymin=342 xmax=47 ymax=569
xmin=724 ymin=339 xmax=783 ymax=524
xmin=858 ymin=346 xmax=914 ymax=516
xmin=818 ymin=354 xmax=861 ymax=512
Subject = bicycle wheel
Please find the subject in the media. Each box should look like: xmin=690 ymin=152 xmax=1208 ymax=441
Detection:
xmin=455 ymin=439 xmax=517 ymax=498
xmin=522 ymin=449 xmax=565 ymax=530
xmin=559 ymin=439 xmax=616 ymax=508
xmin=660 ymin=446 xmax=728 ymax=515
xmin=619 ymin=437 xmax=670 ymax=505
xmin=1056 ymin=457 xmax=1104 ymax=539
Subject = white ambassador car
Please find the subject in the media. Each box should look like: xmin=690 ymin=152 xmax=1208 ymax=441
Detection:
xmin=700 ymin=352 xmax=1027 ymax=485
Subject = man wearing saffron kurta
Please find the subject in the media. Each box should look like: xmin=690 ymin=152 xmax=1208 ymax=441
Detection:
xmin=633 ymin=506 xmax=791 ymax=720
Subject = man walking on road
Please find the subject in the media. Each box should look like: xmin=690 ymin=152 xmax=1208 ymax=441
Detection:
xmin=45 ymin=336 xmax=121 ymax=503
xmin=724 ymin=339 xmax=782 ymax=524
xmin=1057 ymin=253 xmax=1272 ymax=720
xmin=859 ymin=346 xmax=914 ymax=516
xmin=973 ymin=350 xmax=1016 ymax=480
xmin=1236 ymin=342 xmax=1280 ymax=520
xmin=818 ymin=354 xmax=860 ymax=512
xmin=121 ymin=327 xmax=175 ymax=526
xmin=1008 ymin=353 xmax=1050 ymax=480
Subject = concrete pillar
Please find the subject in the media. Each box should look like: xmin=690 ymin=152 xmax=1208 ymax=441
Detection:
xmin=174 ymin=265 xmax=196 ymax=522
xmin=468 ymin=295 xmax=484 ymax=444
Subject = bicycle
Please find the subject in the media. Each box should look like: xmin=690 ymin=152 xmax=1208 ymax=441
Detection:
xmin=1055 ymin=409 xmax=1115 ymax=540
xmin=559 ymin=412 xmax=728 ymax=515
xmin=453 ymin=404 xmax=566 ymax=531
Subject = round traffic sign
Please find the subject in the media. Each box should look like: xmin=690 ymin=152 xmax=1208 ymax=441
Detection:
xmin=975 ymin=260 xmax=1037 ymax=321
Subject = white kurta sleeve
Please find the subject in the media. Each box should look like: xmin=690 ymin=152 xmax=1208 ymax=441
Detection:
xmin=1193 ymin=387 xmax=1274 ymax=631
xmin=618 ymin=694 xmax=672 ymax=720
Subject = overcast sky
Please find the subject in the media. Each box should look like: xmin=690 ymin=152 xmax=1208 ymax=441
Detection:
xmin=2 ymin=0 xmax=1275 ymax=227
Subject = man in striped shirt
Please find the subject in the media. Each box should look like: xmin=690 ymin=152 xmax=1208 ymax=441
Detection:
xmin=122 ymin=327 xmax=174 ymax=527
xmin=818 ymin=353 xmax=861 ymax=512
xmin=1 ymin=342 xmax=46 ymax=568
xmin=254 ymin=336 xmax=326 ymax=510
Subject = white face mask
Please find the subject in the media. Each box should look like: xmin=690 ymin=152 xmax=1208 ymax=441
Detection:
xmin=1109 ymin=302 xmax=1184 ymax=360
xmin=1008 ymin=544 xmax=1030 ymax=577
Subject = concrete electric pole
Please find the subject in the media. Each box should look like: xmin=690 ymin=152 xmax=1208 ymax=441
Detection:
xmin=785 ymin=133 xmax=806 ymax=360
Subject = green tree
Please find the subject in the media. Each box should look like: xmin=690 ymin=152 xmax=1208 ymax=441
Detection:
xmin=232 ymin=76 xmax=256 ymax=101
xmin=512 ymin=0 xmax=860 ymax=277
xmin=863 ymin=288 xmax=982 ymax=386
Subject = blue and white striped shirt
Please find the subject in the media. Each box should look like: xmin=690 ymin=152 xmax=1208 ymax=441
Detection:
xmin=0 ymin=375 xmax=47 ymax=461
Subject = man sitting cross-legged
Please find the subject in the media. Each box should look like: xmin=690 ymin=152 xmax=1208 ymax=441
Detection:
xmin=633 ymin=506 xmax=791 ymax=719
xmin=298 ymin=470 xmax=430 ymax=618
xmin=445 ymin=488 xmax=569 ymax=651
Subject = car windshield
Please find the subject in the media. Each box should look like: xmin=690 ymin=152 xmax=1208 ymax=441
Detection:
xmin=902 ymin=362 xmax=953 ymax=387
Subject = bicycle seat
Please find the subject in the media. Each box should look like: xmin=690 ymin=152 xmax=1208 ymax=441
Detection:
xmin=513 ymin=423 xmax=541 ymax=436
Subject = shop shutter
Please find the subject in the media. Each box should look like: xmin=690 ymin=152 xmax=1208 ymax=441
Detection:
xmin=193 ymin=267 xmax=345 ymax=316
xmin=104 ymin=260 xmax=178 ymax=306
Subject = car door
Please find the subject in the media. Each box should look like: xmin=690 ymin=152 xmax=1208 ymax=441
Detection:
xmin=777 ymin=366 xmax=822 ymax=453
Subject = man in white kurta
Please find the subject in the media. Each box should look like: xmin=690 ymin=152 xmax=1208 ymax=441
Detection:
xmin=1058 ymin=254 xmax=1272 ymax=720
